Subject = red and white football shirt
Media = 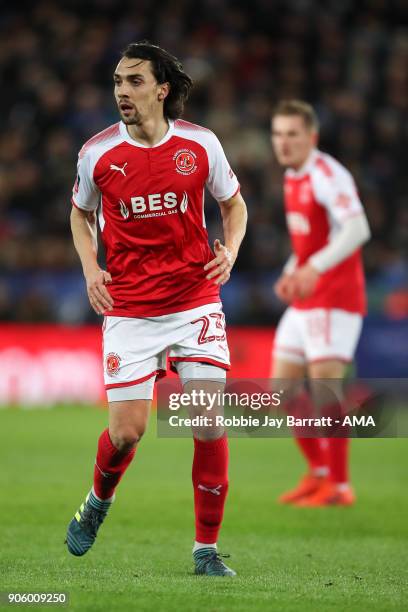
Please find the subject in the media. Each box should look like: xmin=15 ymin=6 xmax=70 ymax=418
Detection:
xmin=72 ymin=119 xmax=239 ymax=317
xmin=284 ymin=148 xmax=366 ymax=314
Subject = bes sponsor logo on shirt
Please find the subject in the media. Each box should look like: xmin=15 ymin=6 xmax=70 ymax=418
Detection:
xmin=118 ymin=192 xmax=189 ymax=220
xmin=173 ymin=149 xmax=197 ymax=175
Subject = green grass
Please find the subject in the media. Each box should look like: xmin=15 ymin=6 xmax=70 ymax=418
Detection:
xmin=1 ymin=406 xmax=407 ymax=611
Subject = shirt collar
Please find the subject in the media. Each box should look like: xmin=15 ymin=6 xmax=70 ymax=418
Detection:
xmin=285 ymin=148 xmax=319 ymax=178
xmin=119 ymin=119 xmax=174 ymax=148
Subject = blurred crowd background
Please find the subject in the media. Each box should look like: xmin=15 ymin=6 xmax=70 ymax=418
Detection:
xmin=0 ymin=0 xmax=407 ymax=326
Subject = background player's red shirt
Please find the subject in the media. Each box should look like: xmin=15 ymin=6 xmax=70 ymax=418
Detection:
xmin=284 ymin=149 xmax=366 ymax=314
xmin=72 ymin=119 xmax=240 ymax=317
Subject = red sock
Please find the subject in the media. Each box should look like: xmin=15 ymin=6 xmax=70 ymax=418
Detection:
xmin=320 ymin=399 xmax=350 ymax=484
xmin=295 ymin=437 xmax=327 ymax=472
xmin=326 ymin=438 xmax=349 ymax=484
xmin=192 ymin=436 xmax=229 ymax=544
xmin=93 ymin=428 xmax=136 ymax=499
xmin=287 ymin=393 xmax=327 ymax=473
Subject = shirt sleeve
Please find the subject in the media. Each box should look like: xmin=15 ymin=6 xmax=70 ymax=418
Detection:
xmin=313 ymin=164 xmax=364 ymax=225
xmin=309 ymin=214 xmax=371 ymax=273
xmin=71 ymin=149 xmax=100 ymax=212
xmin=205 ymin=133 xmax=240 ymax=202
xmin=283 ymin=253 xmax=298 ymax=274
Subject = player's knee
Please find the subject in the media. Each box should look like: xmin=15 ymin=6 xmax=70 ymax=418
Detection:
xmin=308 ymin=360 xmax=347 ymax=379
xmin=110 ymin=426 xmax=145 ymax=451
xmin=193 ymin=428 xmax=225 ymax=442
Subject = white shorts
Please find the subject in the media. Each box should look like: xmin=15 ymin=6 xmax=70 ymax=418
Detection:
xmin=274 ymin=307 xmax=363 ymax=365
xmin=103 ymin=303 xmax=230 ymax=401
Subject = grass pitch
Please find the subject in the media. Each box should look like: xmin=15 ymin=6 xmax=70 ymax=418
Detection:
xmin=1 ymin=406 xmax=407 ymax=611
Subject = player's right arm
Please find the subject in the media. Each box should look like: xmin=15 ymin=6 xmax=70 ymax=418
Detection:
xmin=70 ymin=207 xmax=113 ymax=315
xmin=70 ymin=148 xmax=113 ymax=315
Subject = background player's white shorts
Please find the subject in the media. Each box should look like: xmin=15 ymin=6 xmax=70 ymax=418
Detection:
xmin=103 ymin=303 xmax=230 ymax=402
xmin=274 ymin=307 xmax=363 ymax=365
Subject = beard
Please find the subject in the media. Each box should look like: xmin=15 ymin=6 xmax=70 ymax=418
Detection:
xmin=119 ymin=106 xmax=142 ymax=125
xmin=121 ymin=115 xmax=142 ymax=125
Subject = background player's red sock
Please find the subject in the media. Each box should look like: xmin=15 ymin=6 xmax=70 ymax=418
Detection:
xmin=287 ymin=392 xmax=328 ymax=475
xmin=320 ymin=399 xmax=350 ymax=485
xmin=192 ymin=435 xmax=229 ymax=544
xmin=93 ymin=428 xmax=136 ymax=499
xmin=326 ymin=438 xmax=349 ymax=484
xmin=295 ymin=437 xmax=328 ymax=475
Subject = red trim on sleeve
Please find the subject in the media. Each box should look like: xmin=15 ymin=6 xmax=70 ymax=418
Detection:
xmin=231 ymin=184 xmax=241 ymax=198
xmin=71 ymin=197 xmax=96 ymax=214
xmin=105 ymin=368 xmax=166 ymax=390
xmin=222 ymin=185 xmax=240 ymax=202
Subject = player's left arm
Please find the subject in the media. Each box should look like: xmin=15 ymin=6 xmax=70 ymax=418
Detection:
xmin=204 ymin=191 xmax=248 ymax=285
xmin=294 ymin=214 xmax=371 ymax=298
xmin=294 ymin=168 xmax=371 ymax=299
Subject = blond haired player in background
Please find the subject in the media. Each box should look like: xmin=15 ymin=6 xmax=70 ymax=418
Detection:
xmin=271 ymin=100 xmax=370 ymax=506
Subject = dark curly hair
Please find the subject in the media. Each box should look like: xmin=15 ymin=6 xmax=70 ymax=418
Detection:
xmin=121 ymin=41 xmax=193 ymax=120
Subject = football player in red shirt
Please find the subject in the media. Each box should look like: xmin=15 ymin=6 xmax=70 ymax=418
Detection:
xmin=271 ymin=100 xmax=370 ymax=506
xmin=66 ymin=42 xmax=247 ymax=576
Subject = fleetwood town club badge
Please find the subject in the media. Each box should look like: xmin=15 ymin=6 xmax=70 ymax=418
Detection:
xmin=173 ymin=149 xmax=197 ymax=175
xmin=105 ymin=352 xmax=121 ymax=376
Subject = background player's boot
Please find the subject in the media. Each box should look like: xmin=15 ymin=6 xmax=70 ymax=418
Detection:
xmin=295 ymin=482 xmax=355 ymax=507
xmin=65 ymin=490 xmax=113 ymax=556
xmin=278 ymin=473 xmax=326 ymax=504
xmin=193 ymin=548 xmax=236 ymax=577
